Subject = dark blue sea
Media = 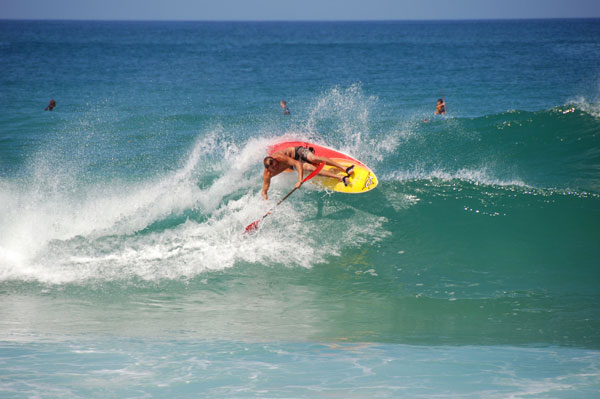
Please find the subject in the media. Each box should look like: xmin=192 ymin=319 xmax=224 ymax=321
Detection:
xmin=1 ymin=19 xmax=600 ymax=397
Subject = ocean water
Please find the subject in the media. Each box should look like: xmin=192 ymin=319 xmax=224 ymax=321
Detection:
xmin=1 ymin=19 xmax=600 ymax=397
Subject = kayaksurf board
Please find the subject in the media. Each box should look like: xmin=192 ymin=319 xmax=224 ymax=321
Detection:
xmin=268 ymin=141 xmax=378 ymax=194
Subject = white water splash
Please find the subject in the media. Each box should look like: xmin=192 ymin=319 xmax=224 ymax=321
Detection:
xmin=304 ymin=83 xmax=399 ymax=167
xmin=0 ymin=128 xmax=389 ymax=284
xmin=385 ymin=167 xmax=528 ymax=188
xmin=567 ymin=96 xmax=600 ymax=118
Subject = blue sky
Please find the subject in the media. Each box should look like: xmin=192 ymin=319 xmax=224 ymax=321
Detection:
xmin=2 ymin=0 xmax=600 ymax=20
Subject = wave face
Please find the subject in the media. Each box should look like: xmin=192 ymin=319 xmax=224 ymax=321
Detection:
xmin=391 ymin=106 xmax=600 ymax=192
xmin=1 ymin=92 xmax=599 ymax=348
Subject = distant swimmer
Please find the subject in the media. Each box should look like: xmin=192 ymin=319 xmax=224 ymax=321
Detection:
xmin=45 ymin=99 xmax=56 ymax=111
xmin=435 ymin=98 xmax=446 ymax=115
xmin=262 ymin=146 xmax=355 ymax=200
xmin=280 ymin=100 xmax=290 ymax=115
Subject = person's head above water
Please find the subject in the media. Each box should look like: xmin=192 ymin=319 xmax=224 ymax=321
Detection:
xmin=45 ymin=99 xmax=56 ymax=111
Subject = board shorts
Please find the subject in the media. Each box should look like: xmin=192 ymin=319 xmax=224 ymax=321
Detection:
xmin=294 ymin=146 xmax=314 ymax=162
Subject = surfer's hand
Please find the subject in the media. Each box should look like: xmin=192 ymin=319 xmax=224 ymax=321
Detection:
xmin=295 ymin=181 xmax=302 ymax=189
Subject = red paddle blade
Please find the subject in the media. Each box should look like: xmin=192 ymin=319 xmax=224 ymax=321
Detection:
xmin=244 ymin=219 xmax=260 ymax=234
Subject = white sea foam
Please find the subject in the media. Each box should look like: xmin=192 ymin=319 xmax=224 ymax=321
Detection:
xmin=381 ymin=190 xmax=420 ymax=212
xmin=304 ymin=83 xmax=399 ymax=167
xmin=0 ymin=128 xmax=389 ymax=284
xmin=385 ymin=167 xmax=528 ymax=188
xmin=567 ymin=95 xmax=600 ymax=118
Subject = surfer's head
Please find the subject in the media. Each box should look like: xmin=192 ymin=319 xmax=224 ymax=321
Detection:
xmin=264 ymin=156 xmax=276 ymax=169
xmin=45 ymin=99 xmax=56 ymax=111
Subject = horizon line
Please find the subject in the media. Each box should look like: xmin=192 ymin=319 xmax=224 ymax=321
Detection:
xmin=2 ymin=17 xmax=600 ymax=23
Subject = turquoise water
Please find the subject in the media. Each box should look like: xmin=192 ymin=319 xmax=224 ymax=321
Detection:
xmin=1 ymin=19 xmax=600 ymax=397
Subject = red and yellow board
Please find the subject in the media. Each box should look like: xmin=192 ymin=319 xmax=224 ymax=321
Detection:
xmin=268 ymin=141 xmax=378 ymax=194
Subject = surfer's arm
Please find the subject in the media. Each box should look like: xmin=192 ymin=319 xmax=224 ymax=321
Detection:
xmin=294 ymin=160 xmax=304 ymax=188
xmin=281 ymin=157 xmax=303 ymax=188
xmin=274 ymin=153 xmax=304 ymax=188
xmin=262 ymin=170 xmax=271 ymax=200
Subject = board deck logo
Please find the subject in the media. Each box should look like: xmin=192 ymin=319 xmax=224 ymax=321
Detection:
xmin=363 ymin=173 xmax=374 ymax=191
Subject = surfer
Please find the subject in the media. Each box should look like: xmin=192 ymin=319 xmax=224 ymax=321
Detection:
xmin=262 ymin=146 xmax=354 ymax=200
xmin=45 ymin=99 xmax=56 ymax=111
xmin=435 ymin=98 xmax=446 ymax=115
xmin=280 ymin=100 xmax=290 ymax=115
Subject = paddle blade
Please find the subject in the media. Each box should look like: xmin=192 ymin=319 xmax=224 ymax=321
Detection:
xmin=244 ymin=219 xmax=260 ymax=234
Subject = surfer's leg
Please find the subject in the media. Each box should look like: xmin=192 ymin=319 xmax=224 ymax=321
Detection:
xmin=302 ymin=163 xmax=344 ymax=181
xmin=306 ymin=154 xmax=349 ymax=173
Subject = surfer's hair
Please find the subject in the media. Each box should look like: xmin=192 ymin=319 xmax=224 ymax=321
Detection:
xmin=264 ymin=156 xmax=275 ymax=168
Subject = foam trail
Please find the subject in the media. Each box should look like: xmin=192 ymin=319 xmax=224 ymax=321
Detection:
xmin=0 ymin=133 xmax=265 ymax=278
xmin=386 ymin=167 xmax=528 ymax=188
xmin=1 ymin=184 xmax=389 ymax=283
xmin=0 ymin=127 xmax=391 ymax=283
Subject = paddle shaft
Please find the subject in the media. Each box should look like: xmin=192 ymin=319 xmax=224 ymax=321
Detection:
xmin=245 ymin=162 xmax=324 ymax=233
xmin=254 ymin=186 xmax=298 ymax=222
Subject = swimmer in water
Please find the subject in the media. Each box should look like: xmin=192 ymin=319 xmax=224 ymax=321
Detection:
xmin=435 ymin=98 xmax=446 ymax=115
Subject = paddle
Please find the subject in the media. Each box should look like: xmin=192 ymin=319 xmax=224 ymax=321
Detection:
xmin=244 ymin=162 xmax=325 ymax=234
